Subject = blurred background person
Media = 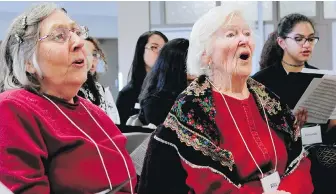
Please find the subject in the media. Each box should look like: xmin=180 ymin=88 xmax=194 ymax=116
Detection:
xmin=138 ymin=38 xmax=190 ymax=126
xmin=78 ymin=36 xmax=120 ymax=124
xmin=116 ymin=31 xmax=168 ymax=126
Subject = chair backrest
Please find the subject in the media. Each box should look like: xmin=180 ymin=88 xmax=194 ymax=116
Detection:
xmin=124 ymin=132 xmax=150 ymax=153
xmin=130 ymin=135 xmax=151 ymax=175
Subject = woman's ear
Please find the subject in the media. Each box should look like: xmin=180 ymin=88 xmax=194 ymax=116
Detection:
xmin=277 ymin=37 xmax=286 ymax=50
xmin=201 ymin=51 xmax=212 ymax=68
xmin=25 ymin=61 xmax=36 ymax=74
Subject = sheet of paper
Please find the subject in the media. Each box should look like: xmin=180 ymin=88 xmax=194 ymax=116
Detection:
xmin=301 ymin=68 xmax=336 ymax=75
xmin=0 ymin=182 xmax=13 ymax=194
xmin=301 ymin=125 xmax=323 ymax=145
xmin=294 ymin=77 xmax=336 ymax=123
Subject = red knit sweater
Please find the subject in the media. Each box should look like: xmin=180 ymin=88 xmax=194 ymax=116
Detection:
xmin=0 ymin=89 xmax=136 ymax=194
xmin=181 ymin=91 xmax=313 ymax=193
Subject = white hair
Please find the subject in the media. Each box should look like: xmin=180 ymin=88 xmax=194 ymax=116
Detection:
xmin=0 ymin=2 xmax=61 ymax=92
xmin=187 ymin=6 xmax=252 ymax=76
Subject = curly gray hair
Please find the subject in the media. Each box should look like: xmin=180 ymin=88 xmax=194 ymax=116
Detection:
xmin=0 ymin=2 xmax=62 ymax=92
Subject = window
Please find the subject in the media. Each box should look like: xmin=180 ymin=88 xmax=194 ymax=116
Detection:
xmin=279 ymin=1 xmax=316 ymax=18
xmin=165 ymin=1 xmax=216 ymax=24
xmin=220 ymin=1 xmax=273 ymax=21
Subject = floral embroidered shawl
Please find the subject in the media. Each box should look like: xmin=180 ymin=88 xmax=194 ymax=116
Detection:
xmin=154 ymin=75 xmax=305 ymax=187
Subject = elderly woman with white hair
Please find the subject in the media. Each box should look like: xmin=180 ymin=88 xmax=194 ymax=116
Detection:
xmin=138 ymin=6 xmax=313 ymax=194
xmin=0 ymin=3 xmax=136 ymax=194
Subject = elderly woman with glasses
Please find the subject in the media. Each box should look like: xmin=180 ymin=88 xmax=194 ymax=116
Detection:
xmin=0 ymin=3 xmax=136 ymax=194
xmin=138 ymin=7 xmax=313 ymax=194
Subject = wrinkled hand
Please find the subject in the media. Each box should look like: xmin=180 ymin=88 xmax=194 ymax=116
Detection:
xmin=263 ymin=190 xmax=291 ymax=194
xmin=294 ymin=108 xmax=308 ymax=130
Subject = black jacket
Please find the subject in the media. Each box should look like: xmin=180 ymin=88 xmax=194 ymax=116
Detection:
xmin=252 ymin=63 xmax=321 ymax=109
xmin=116 ymin=83 xmax=141 ymax=125
xmin=138 ymin=91 xmax=177 ymax=126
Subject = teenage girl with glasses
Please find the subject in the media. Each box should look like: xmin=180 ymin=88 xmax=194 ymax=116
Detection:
xmin=253 ymin=13 xmax=336 ymax=194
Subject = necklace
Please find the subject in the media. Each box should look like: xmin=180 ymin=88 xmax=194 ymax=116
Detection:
xmin=282 ymin=60 xmax=304 ymax=67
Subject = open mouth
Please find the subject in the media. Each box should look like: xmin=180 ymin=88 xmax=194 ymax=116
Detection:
xmin=72 ymin=59 xmax=85 ymax=67
xmin=239 ymin=53 xmax=250 ymax=60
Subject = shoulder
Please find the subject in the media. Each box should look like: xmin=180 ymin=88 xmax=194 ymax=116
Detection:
xmin=117 ymin=83 xmax=137 ymax=101
xmin=252 ymin=65 xmax=277 ymax=80
xmin=144 ymin=91 xmax=175 ymax=103
xmin=248 ymin=78 xmax=299 ymax=141
xmin=0 ymin=89 xmax=43 ymax=128
xmin=305 ymin=63 xmax=318 ymax=69
xmin=119 ymin=83 xmax=135 ymax=95
xmin=0 ymin=89 xmax=41 ymax=109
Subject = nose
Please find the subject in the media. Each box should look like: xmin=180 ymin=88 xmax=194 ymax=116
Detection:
xmin=238 ymin=34 xmax=248 ymax=46
xmin=302 ymin=39 xmax=311 ymax=48
xmin=70 ymin=32 xmax=85 ymax=52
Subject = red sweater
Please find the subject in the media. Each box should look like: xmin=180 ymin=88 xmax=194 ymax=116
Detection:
xmin=0 ymin=89 xmax=137 ymax=194
xmin=181 ymin=91 xmax=313 ymax=193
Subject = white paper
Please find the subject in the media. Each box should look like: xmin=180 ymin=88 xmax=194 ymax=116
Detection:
xmin=134 ymin=103 xmax=140 ymax=109
xmin=261 ymin=171 xmax=280 ymax=193
xmin=0 ymin=182 xmax=13 ymax=194
xmin=301 ymin=125 xmax=323 ymax=145
xmin=301 ymin=68 xmax=336 ymax=75
xmin=294 ymin=77 xmax=336 ymax=123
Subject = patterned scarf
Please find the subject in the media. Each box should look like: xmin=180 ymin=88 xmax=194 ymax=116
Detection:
xmin=155 ymin=75 xmax=306 ymax=187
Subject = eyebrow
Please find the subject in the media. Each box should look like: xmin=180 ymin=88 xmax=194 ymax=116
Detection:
xmin=48 ymin=21 xmax=77 ymax=32
xmin=221 ymin=25 xmax=251 ymax=31
xmin=294 ymin=33 xmax=315 ymax=37
xmin=147 ymin=43 xmax=159 ymax=45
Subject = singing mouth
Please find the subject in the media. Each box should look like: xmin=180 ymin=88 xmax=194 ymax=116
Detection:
xmin=72 ymin=58 xmax=85 ymax=67
xmin=239 ymin=52 xmax=250 ymax=60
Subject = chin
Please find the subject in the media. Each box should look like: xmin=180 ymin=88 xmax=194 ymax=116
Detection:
xmin=237 ymin=64 xmax=252 ymax=76
xmin=300 ymin=57 xmax=310 ymax=63
xmin=72 ymin=73 xmax=88 ymax=85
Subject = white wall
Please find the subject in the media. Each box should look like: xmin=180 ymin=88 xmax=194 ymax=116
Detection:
xmin=98 ymin=39 xmax=119 ymax=99
xmin=117 ymin=1 xmax=150 ymax=90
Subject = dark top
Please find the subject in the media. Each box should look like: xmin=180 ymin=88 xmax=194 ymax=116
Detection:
xmin=138 ymin=91 xmax=176 ymax=126
xmin=252 ymin=63 xmax=322 ymax=109
xmin=116 ymin=83 xmax=141 ymax=125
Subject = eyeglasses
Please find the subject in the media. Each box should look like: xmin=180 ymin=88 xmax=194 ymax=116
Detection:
xmin=145 ymin=45 xmax=161 ymax=53
xmin=38 ymin=25 xmax=89 ymax=43
xmin=285 ymin=36 xmax=319 ymax=46
xmin=92 ymin=51 xmax=102 ymax=59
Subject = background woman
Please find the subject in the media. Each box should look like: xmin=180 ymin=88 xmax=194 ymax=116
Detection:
xmin=78 ymin=36 xmax=120 ymax=124
xmin=116 ymin=31 xmax=168 ymax=126
xmin=138 ymin=38 xmax=189 ymax=126
xmin=253 ymin=13 xmax=336 ymax=194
